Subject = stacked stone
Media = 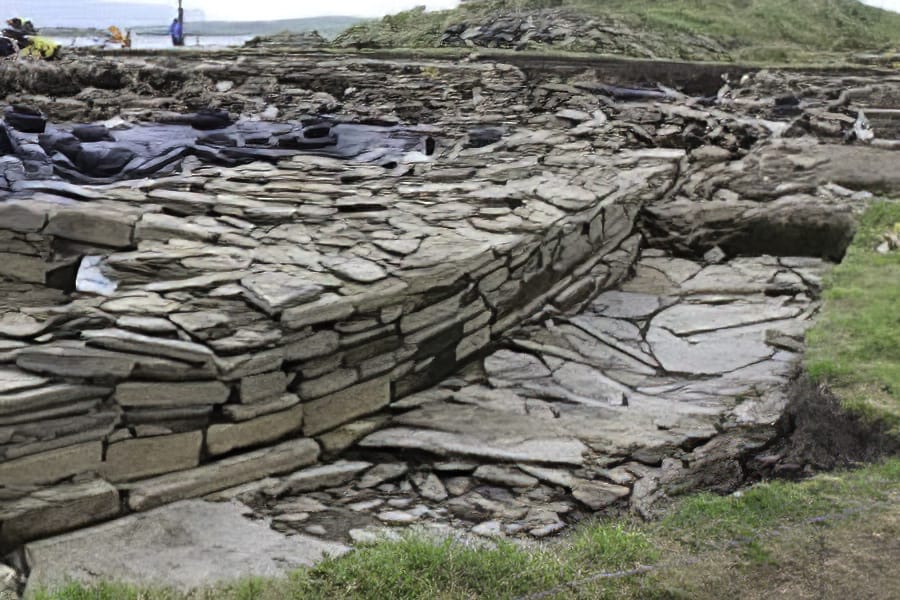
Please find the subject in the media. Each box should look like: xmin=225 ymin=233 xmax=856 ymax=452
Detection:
xmin=4 ymin=52 xmax=896 ymax=552
xmin=0 ymin=53 xmax=689 ymax=549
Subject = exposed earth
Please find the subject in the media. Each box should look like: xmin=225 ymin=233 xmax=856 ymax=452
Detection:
xmin=0 ymin=46 xmax=898 ymax=596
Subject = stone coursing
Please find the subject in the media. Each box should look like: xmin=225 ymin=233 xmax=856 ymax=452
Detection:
xmin=1 ymin=52 xmax=897 ymax=555
xmin=0 ymin=53 xmax=680 ymax=548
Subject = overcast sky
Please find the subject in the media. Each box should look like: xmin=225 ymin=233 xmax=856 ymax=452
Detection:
xmin=103 ymin=0 xmax=461 ymax=21
xmin=106 ymin=0 xmax=898 ymax=21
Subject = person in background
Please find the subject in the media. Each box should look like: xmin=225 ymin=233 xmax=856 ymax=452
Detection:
xmin=169 ymin=18 xmax=183 ymax=46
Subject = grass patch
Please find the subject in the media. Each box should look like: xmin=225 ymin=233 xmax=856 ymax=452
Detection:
xmin=33 ymin=459 xmax=900 ymax=600
xmin=330 ymin=0 xmax=900 ymax=62
xmin=806 ymin=201 xmax=900 ymax=433
xmin=661 ymin=459 xmax=900 ymax=548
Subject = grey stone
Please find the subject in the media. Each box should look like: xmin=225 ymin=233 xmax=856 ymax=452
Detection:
xmin=270 ymin=460 xmax=372 ymax=496
xmin=571 ymin=480 xmax=631 ymax=510
xmin=0 ymin=384 xmax=109 ymax=417
xmin=206 ymin=404 xmax=304 ymax=456
xmin=115 ymin=381 xmax=230 ymax=408
xmin=360 ymin=427 xmax=587 ymax=466
xmin=377 ymin=510 xmax=419 ymax=524
xmin=474 ymin=465 xmax=539 ymax=488
xmin=0 ymin=480 xmax=119 ymax=549
xmin=239 ymin=371 xmax=289 ymax=404
xmin=222 ymin=393 xmax=300 ymax=421
xmin=101 ymin=432 xmax=202 ymax=482
xmin=45 ymin=208 xmax=136 ymax=248
xmin=358 ymin=462 xmax=409 ymax=489
xmin=0 ymin=368 xmax=47 ymax=394
xmin=298 ymin=368 xmax=359 ymax=400
xmin=412 ymin=472 xmax=448 ymax=501
xmin=16 ymin=345 xmax=137 ymax=379
xmin=24 ymin=500 xmax=348 ymax=594
xmin=126 ymin=439 xmax=320 ymax=511
xmin=82 ymin=329 xmax=214 ymax=364
xmin=472 ymin=520 xmax=503 ymax=537
xmin=0 ymin=442 xmax=101 ymax=487
xmin=316 ymin=416 xmax=388 ymax=455
xmin=0 ymin=200 xmax=48 ymax=232
xmin=303 ymin=375 xmax=391 ymax=436
xmin=281 ymin=294 xmax=355 ymax=330
xmin=241 ymin=272 xmax=324 ymax=315
xmin=400 ymin=291 xmax=465 ymax=334
xmin=283 ymin=331 xmax=341 ymax=362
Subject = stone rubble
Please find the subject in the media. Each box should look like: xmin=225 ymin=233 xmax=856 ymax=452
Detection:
xmin=0 ymin=50 xmax=897 ymax=581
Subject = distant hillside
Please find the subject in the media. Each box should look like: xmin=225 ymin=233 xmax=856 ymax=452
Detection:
xmin=333 ymin=0 xmax=900 ymax=61
xmin=133 ymin=16 xmax=364 ymax=39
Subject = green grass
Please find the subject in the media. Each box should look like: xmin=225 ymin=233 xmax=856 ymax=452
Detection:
xmin=806 ymin=201 xmax=900 ymax=433
xmin=33 ymin=459 xmax=900 ymax=600
xmin=330 ymin=0 xmax=900 ymax=62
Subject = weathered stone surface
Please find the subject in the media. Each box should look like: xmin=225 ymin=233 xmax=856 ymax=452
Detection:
xmin=222 ymin=393 xmax=300 ymax=422
xmin=316 ymin=415 xmax=388 ymax=455
xmin=101 ymin=432 xmax=203 ymax=482
xmin=270 ymin=460 xmax=372 ymax=496
xmin=239 ymin=371 xmax=289 ymax=404
xmin=474 ymin=465 xmax=539 ymax=488
xmin=360 ymin=428 xmax=587 ymax=466
xmin=44 ymin=208 xmax=136 ymax=248
xmin=358 ymin=462 xmax=409 ymax=489
xmin=24 ymin=500 xmax=348 ymax=594
xmin=206 ymin=404 xmax=304 ymax=456
xmin=115 ymin=381 xmax=230 ymax=408
xmin=0 ymin=480 xmax=120 ymax=549
xmin=303 ymin=375 xmax=391 ymax=436
xmin=83 ymin=329 xmax=214 ymax=364
xmin=127 ymin=439 xmax=320 ymax=511
xmin=16 ymin=345 xmax=137 ymax=379
xmin=0 ymin=442 xmax=101 ymax=486
xmin=571 ymin=480 xmax=631 ymax=510
xmin=0 ymin=384 xmax=109 ymax=417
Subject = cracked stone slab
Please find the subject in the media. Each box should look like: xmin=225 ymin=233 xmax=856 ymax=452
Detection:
xmin=24 ymin=500 xmax=349 ymax=594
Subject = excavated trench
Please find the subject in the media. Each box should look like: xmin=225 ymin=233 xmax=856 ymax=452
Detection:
xmin=1 ymin=51 xmax=899 ymax=593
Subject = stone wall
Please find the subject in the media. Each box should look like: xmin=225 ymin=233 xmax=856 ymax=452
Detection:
xmin=0 ymin=53 xmax=685 ymax=549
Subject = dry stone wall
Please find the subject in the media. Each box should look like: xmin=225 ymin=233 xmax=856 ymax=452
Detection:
xmin=3 ymin=52 xmax=897 ymax=554
xmin=0 ymin=52 xmax=683 ymax=549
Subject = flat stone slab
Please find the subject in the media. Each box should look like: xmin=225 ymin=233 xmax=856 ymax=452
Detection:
xmin=24 ymin=500 xmax=349 ymax=595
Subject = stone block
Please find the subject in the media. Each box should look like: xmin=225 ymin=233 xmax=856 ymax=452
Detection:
xmin=298 ymin=368 xmax=359 ymax=400
xmin=45 ymin=208 xmax=136 ymax=249
xmin=239 ymin=370 xmax=288 ymax=404
xmin=206 ymin=404 xmax=304 ymax=456
xmin=302 ymin=375 xmax=391 ymax=436
xmin=282 ymin=331 xmax=340 ymax=362
xmin=16 ymin=344 xmax=137 ymax=379
xmin=399 ymin=290 xmax=465 ymax=334
xmin=126 ymin=438 xmax=320 ymax=512
xmin=0 ymin=200 xmax=48 ymax=232
xmin=280 ymin=294 xmax=355 ymax=330
xmin=0 ymin=441 xmax=101 ymax=486
xmin=0 ymin=480 xmax=120 ymax=550
xmin=115 ymin=381 xmax=230 ymax=408
xmin=317 ymin=416 xmax=388 ymax=455
xmin=83 ymin=328 xmax=214 ymax=364
xmin=0 ymin=383 xmax=110 ymax=417
xmin=101 ymin=432 xmax=203 ymax=482
xmin=456 ymin=326 xmax=491 ymax=361
xmin=270 ymin=460 xmax=372 ymax=496
xmin=222 ymin=393 xmax=299 ymax=421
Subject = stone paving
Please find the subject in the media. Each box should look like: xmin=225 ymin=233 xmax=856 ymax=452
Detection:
xmin=230 ymin=250 xmax=828 ymax=542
